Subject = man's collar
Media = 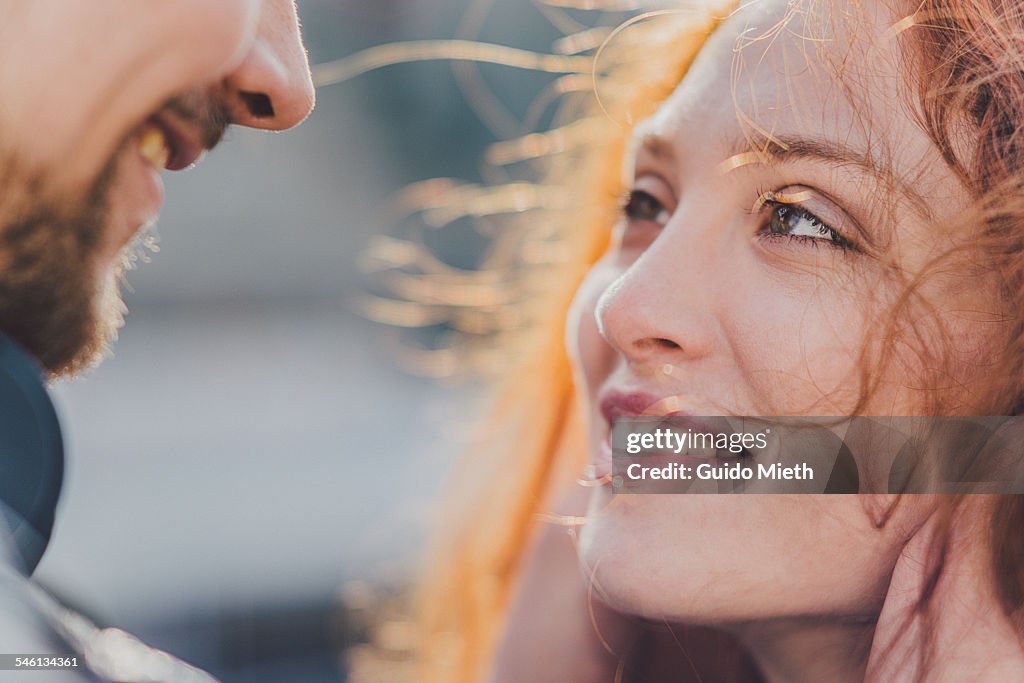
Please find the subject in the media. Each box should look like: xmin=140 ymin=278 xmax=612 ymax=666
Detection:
xmin=0 ymin=335 xmax=63 ymax=575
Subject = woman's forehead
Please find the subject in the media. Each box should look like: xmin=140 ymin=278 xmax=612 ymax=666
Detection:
xmin=634 ymin=0 xmax=965 ymax=216
xmin=654 ymin=0 xmax=903 ymax=145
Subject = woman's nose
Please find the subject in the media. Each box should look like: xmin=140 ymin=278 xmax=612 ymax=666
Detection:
xmin=223 ymin=0 xmax=315 ymax=130
xmin=594 ymin=232 xmax=718 ymax=369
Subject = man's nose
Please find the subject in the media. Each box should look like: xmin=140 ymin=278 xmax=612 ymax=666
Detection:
xmin=223 ymin=0 xmax=315 ymax=130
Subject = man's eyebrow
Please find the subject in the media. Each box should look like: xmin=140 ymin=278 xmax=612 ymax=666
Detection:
xmin=727 ymin=134 xmax=936 ymax=221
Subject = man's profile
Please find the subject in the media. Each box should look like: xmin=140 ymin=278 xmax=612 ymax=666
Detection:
xmin=0 ymin=1 xmax=315 ymax=680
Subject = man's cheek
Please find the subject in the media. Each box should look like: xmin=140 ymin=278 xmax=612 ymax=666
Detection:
xmin=0 ymin=0 xmax=259 ymax=191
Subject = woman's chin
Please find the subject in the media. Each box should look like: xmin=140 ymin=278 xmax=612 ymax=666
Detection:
xmin=578 ymin=492 xmax=896 ymax=626
xmin=577 ymin=495 xmax=726 ymax=622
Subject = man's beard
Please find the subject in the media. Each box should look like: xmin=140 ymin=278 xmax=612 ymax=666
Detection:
xmin=0 ymin=88 xmax=229 ymax=378
xmin=0 ymin=156 xmax=127 ymax=377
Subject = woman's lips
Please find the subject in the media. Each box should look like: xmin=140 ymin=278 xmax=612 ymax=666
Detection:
xmin=593 ymin=390 xmax=679 ymax=481
xmin=600 ymin=390 xmax=675 ymax=424
xmin=590 ymin=389 xmax=739 ymax=482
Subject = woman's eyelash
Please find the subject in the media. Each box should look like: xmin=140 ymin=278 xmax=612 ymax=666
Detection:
xmin=753 ymin=188 xmax=859 ymax=253
xmin=617 ymin=186 xmax=860 ymax=254
xmin=620 ymin=189 xmax=670 ymax=224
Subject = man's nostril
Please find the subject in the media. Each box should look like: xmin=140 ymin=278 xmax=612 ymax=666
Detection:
xmin=239 ymin=91 xmax=275 ymax=119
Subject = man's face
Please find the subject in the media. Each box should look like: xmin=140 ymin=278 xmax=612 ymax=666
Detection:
xmin=0 ymin=0 xmax=315 ymax=375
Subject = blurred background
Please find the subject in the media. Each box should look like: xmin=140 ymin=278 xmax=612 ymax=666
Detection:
xmin=33 ymin=1 xmax=579 ymax=681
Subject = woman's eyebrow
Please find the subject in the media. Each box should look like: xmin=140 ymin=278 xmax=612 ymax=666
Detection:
xmin=629 ymin=128 xmax=679 ymax=167
xmin=729 ymin=134 xmax=936 ymax=221
xmin=631 ymin=128 xmax=947 ymax=250
xmin=634 ymin=129 xmax=935 ymax=222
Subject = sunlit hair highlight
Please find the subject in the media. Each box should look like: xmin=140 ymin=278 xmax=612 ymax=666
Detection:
xmin=347 ymin=7 xmax=729 ymax=681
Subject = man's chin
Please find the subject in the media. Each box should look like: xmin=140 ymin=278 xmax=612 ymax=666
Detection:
xmin=0 ymin=133 xmax=147 ymax=378
xmin=53 ymin=222 xmax=165 ymax=377
xmin=0 ymin=233 xmax=129 ymax=380
xmin=32 ymin=270 xmax=126 ymax=379
xmin=66 ymin=272 xmax=127 ymax=377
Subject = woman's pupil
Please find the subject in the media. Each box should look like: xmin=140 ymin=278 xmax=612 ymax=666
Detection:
xmin=773 ymin=204 xmax=832 ymax=240
xmin=774 ymin=204 xmax=793 ymax=233
xmin=629 ymin=192 xmax=659 ymax=220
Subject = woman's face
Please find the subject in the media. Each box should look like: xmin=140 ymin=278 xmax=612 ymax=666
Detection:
xmin=571 ymin=0 xmax=1005 ymax=623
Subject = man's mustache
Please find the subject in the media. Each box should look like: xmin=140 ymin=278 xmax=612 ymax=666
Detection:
xmin=162 ymin=88 xmax=233 ymax=152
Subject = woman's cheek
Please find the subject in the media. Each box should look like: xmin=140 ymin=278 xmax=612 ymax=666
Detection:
xmin=728 ymin=285 xmax=868 ymax=414
xmin=566 ymin=260 xmax=620 ymax=394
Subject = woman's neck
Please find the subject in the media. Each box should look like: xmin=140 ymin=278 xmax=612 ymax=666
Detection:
xmin=731 ymin=499 xmax=1024 ymax=683
xmin=732 ymin=616 xmax=875 ymax=683
xmin=865 ymin=500 xmax=1024 ymax=681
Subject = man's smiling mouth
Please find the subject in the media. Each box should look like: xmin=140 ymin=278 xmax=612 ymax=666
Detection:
xmin=117 ymin=95 xmax=230 ymax=249
xmin=136 ymin=125 xmax=171 ymax=170
xmin=134 ymin=108 xmax=214 ymax=173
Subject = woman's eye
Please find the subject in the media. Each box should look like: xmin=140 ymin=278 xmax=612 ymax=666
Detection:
xmin=761 ymin=199 xmax=856 ymax=252
xmin=622 ymin=189 xmax=670 ymax=226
